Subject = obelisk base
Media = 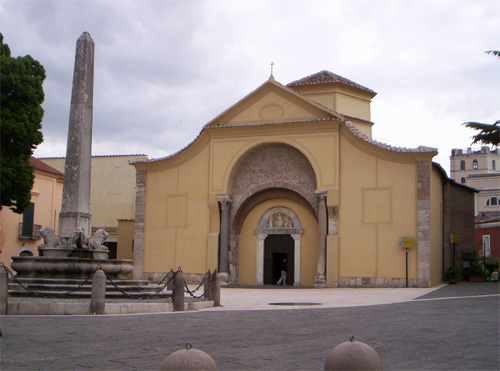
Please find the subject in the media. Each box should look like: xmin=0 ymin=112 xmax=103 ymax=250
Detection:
xmin=58 ymin=211 xmax=92 ymax=239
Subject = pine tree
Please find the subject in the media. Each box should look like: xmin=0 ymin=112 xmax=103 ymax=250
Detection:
xmin=463 ymin=121 xmax=500 ymax=147
xmin=1 ymin=33 xmax=46 ymax=213
xmin=462 ymin=50 xmax=499 ymax=147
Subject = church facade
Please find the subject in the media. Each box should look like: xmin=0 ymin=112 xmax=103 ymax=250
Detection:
xmin=131 ymin=70 xmax=447 ymax=288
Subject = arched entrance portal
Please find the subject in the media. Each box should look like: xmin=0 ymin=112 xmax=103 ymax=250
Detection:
xmin=255 ymin=207 xmax=303 ymax=286
xmin=264 ymin=234 xmax=294 ymax=285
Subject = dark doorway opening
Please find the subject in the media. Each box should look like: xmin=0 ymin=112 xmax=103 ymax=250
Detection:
xmin=104 ymin=242 xmax=117 ymax=259
xmin=264 ymin=234 xmax=294 ymax=285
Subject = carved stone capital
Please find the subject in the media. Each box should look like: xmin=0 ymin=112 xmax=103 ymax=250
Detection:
xmin=315 ymin=190 xmax=328 ymax=203
xmin=217 ymin=194 xmax=232 ymax=210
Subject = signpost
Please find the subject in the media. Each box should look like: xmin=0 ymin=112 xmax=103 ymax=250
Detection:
xmin=450 ymin=234 xmax=461 ymax=267
xmin=399 ymin=237 xmax=414 ymax=287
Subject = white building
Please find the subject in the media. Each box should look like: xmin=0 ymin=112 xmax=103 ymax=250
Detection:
xmin=450 ymin=147 xmax=500 ymax=215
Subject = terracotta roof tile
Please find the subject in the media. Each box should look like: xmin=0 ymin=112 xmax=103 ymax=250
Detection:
xmin=287 ymin=70 xmax=376 ymax=94
xmin=344 ymin=121 xmax=437 ymax=153
xmin=29 ymin=157 xmax=64 ymax=176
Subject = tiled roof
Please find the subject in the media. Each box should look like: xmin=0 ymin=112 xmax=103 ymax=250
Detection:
xmin=345 ymin=121 xmax=437 ymax=153
xmin=40 ymin=154 xmax=147 ymax=159
xmin=29 ymin=157 xmax=64 ymax=176
xmin=287 ymin=70 xmax=376 ymax=94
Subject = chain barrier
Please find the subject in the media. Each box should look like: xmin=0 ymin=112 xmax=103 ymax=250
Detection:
xmin=101 ymin=269 xmax=177 ymax=300
xmin=0 ymin=262 xmax=98 ymax=299
xmin=184 ymin=270 xmax=216 ymax=299
xmin=1 ymin=262 xmax=215 ymax=301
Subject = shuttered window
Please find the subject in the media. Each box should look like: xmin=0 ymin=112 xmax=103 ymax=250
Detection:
xmin=21 ymin=202 xmax=35 ymax=237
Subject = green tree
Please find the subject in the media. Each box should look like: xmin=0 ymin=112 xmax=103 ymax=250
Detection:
xmin=1 ymin=33 xmax=45 ymax=213
xmin=463 ymin=121 xmax=500 ymax=147
xmin=485 ymin=50 xmax=500 ymax=58
xmin=462 ymin=50 xmax=499 ymax=147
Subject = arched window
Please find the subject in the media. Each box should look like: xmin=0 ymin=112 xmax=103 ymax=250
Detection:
xmin=460 ymin=177 xmax=466 ymax=184
xmin=472 ymin=159 xmax=478 ymax=169
xmin=493 ymin=160 xmax=496 ymax=170
xmin=486 ymin=197 xmax=499 ymax=206
xmin=460 ymin=160 xmax=466 ymax=170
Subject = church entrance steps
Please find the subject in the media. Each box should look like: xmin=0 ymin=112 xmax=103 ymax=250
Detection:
xmin=6 ymin=296 xmax=214 ymax=315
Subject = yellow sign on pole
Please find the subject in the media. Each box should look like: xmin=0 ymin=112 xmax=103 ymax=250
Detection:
xmin=450 ymin=234 xmax=461 ymax=244
xmin=399 ymin=237 xmax=414 ymax=249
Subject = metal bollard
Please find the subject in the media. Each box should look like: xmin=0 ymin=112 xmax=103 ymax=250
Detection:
xmin=166 ymin=270 xmax=174 ymax=291
xmin=210 ymin=271 xmax=221 ymax=307
xmin=173 ymin=270 xmax=185 ymax=311
xmin=0 ymin=268 xmax=8 ymax=315
xmin=203 ymin=270 xmax=211 ymax=299
xmin=90 ymin=269 xmax=106 ymax=314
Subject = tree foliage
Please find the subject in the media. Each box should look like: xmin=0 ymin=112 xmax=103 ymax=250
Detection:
xmin=1 ymin=33 xmax=45 ymax=213
xmin=462 ymin=50 xmax=499 ymax=147
xmin=485 ymin=50 xmax=500 ymax=58
xmin=463 ymin=121 xmax=500 ymax=147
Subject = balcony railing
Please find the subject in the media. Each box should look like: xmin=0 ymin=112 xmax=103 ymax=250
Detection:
xmin=18 ymin=223 xmax=42 ymax=240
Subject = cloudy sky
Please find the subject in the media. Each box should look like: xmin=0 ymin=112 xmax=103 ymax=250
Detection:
xmin=1 ymin=0 xmax=499 ymax=174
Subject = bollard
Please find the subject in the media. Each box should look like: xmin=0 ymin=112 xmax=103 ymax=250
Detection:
xmin=90 ymin=269 xmax=106 ymax=314
xmin=166 ymin=270 xmax=174 ymax=290
xmin=0 ymin=268 xmax=8 ymax=315
xmin=159 ymin=343 xmax=217 ymax=370
xmin=324 ymin=336 xmax=382 ymax=370
xmin=203 ymin=270 xmax=211 ymax=299
xmin=173 ymin=270 xmax=185 ymax=311
xmin=209 ymin=271 xmax=221 ymax=307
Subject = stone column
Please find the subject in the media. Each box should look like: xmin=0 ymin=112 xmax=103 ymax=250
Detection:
xmin=315 ymin=190 xmax=328 ymax=287
xmin=217 ymin=194 xmax=232 ymax=273
xmin=291 ymin=234 xmax=302 ymax=286
xmin=256 ymin=233 xmax=265 ymax=285
xmin=58 ymin=32 xmax=95 ymax=239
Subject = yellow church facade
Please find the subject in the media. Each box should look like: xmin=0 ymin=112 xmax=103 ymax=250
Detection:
xmin=132 ymin=71 xmax=444 ymax=288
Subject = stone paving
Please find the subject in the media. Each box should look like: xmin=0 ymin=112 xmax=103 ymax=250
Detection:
xmin=0 ymin=282 xmax=498 ymax=370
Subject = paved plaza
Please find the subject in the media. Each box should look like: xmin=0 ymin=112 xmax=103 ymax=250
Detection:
xmin=1 ymin=282 xmax=498 ymax=370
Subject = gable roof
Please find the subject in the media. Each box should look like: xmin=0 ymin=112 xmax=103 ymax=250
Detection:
xmin=203 ymin=77 xmax=344 ymax=128
xmin=287 ymin=70 xmax=376 ymax=95
xmin=30 ymin=157 xmax=63 ymax=176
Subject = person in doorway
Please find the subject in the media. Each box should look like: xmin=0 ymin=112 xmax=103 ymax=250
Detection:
xmin=276 ymin=257 xmax=287 ymax=285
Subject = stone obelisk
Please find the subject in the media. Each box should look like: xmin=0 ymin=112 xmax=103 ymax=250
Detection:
xmin=58 ymin=32 xmax=94 ymax=240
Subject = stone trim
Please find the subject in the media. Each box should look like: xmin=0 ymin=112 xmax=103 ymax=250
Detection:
xmin=217 ymin=194 xmax=232 ymax=273
xmin=255 ymin=206 xmax=303 ymax=286
xmin=133 ymin=169 xmax=146 ymax=280
xmin=417 ymin=161 xmax=432 ymax=287
xmin=241 ymin=181 xmax=317 ymax=216
xmin=338 ymin=276 xmax=419 ymax=288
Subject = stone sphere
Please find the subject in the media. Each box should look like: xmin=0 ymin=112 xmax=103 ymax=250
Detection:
xmin=159 ymin=346 xmax=217 ymax=371
xmin=324 ymin=339 xmax=382 ymax=370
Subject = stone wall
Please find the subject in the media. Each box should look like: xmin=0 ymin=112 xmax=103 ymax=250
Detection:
xmin=338 ymin=276 xmax=418 ymax=288
xmin=443 ymin=181 xmax=476 ymax=273
xmin=417 ymin=161 xmax=432 ymax=287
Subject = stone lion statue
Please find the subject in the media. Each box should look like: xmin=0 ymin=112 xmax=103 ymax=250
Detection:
xmin=39 ymin=227 xmax=61 ymax=247
xmin=88 ymin=229 xmax=109 ymax=250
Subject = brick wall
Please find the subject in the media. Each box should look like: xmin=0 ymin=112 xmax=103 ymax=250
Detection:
xmin=443 ymin=181 xmax=476 ymax=273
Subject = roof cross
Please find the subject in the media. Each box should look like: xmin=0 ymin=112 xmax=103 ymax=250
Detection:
xmin=270 ymin=61 xmax=275 ymax=76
